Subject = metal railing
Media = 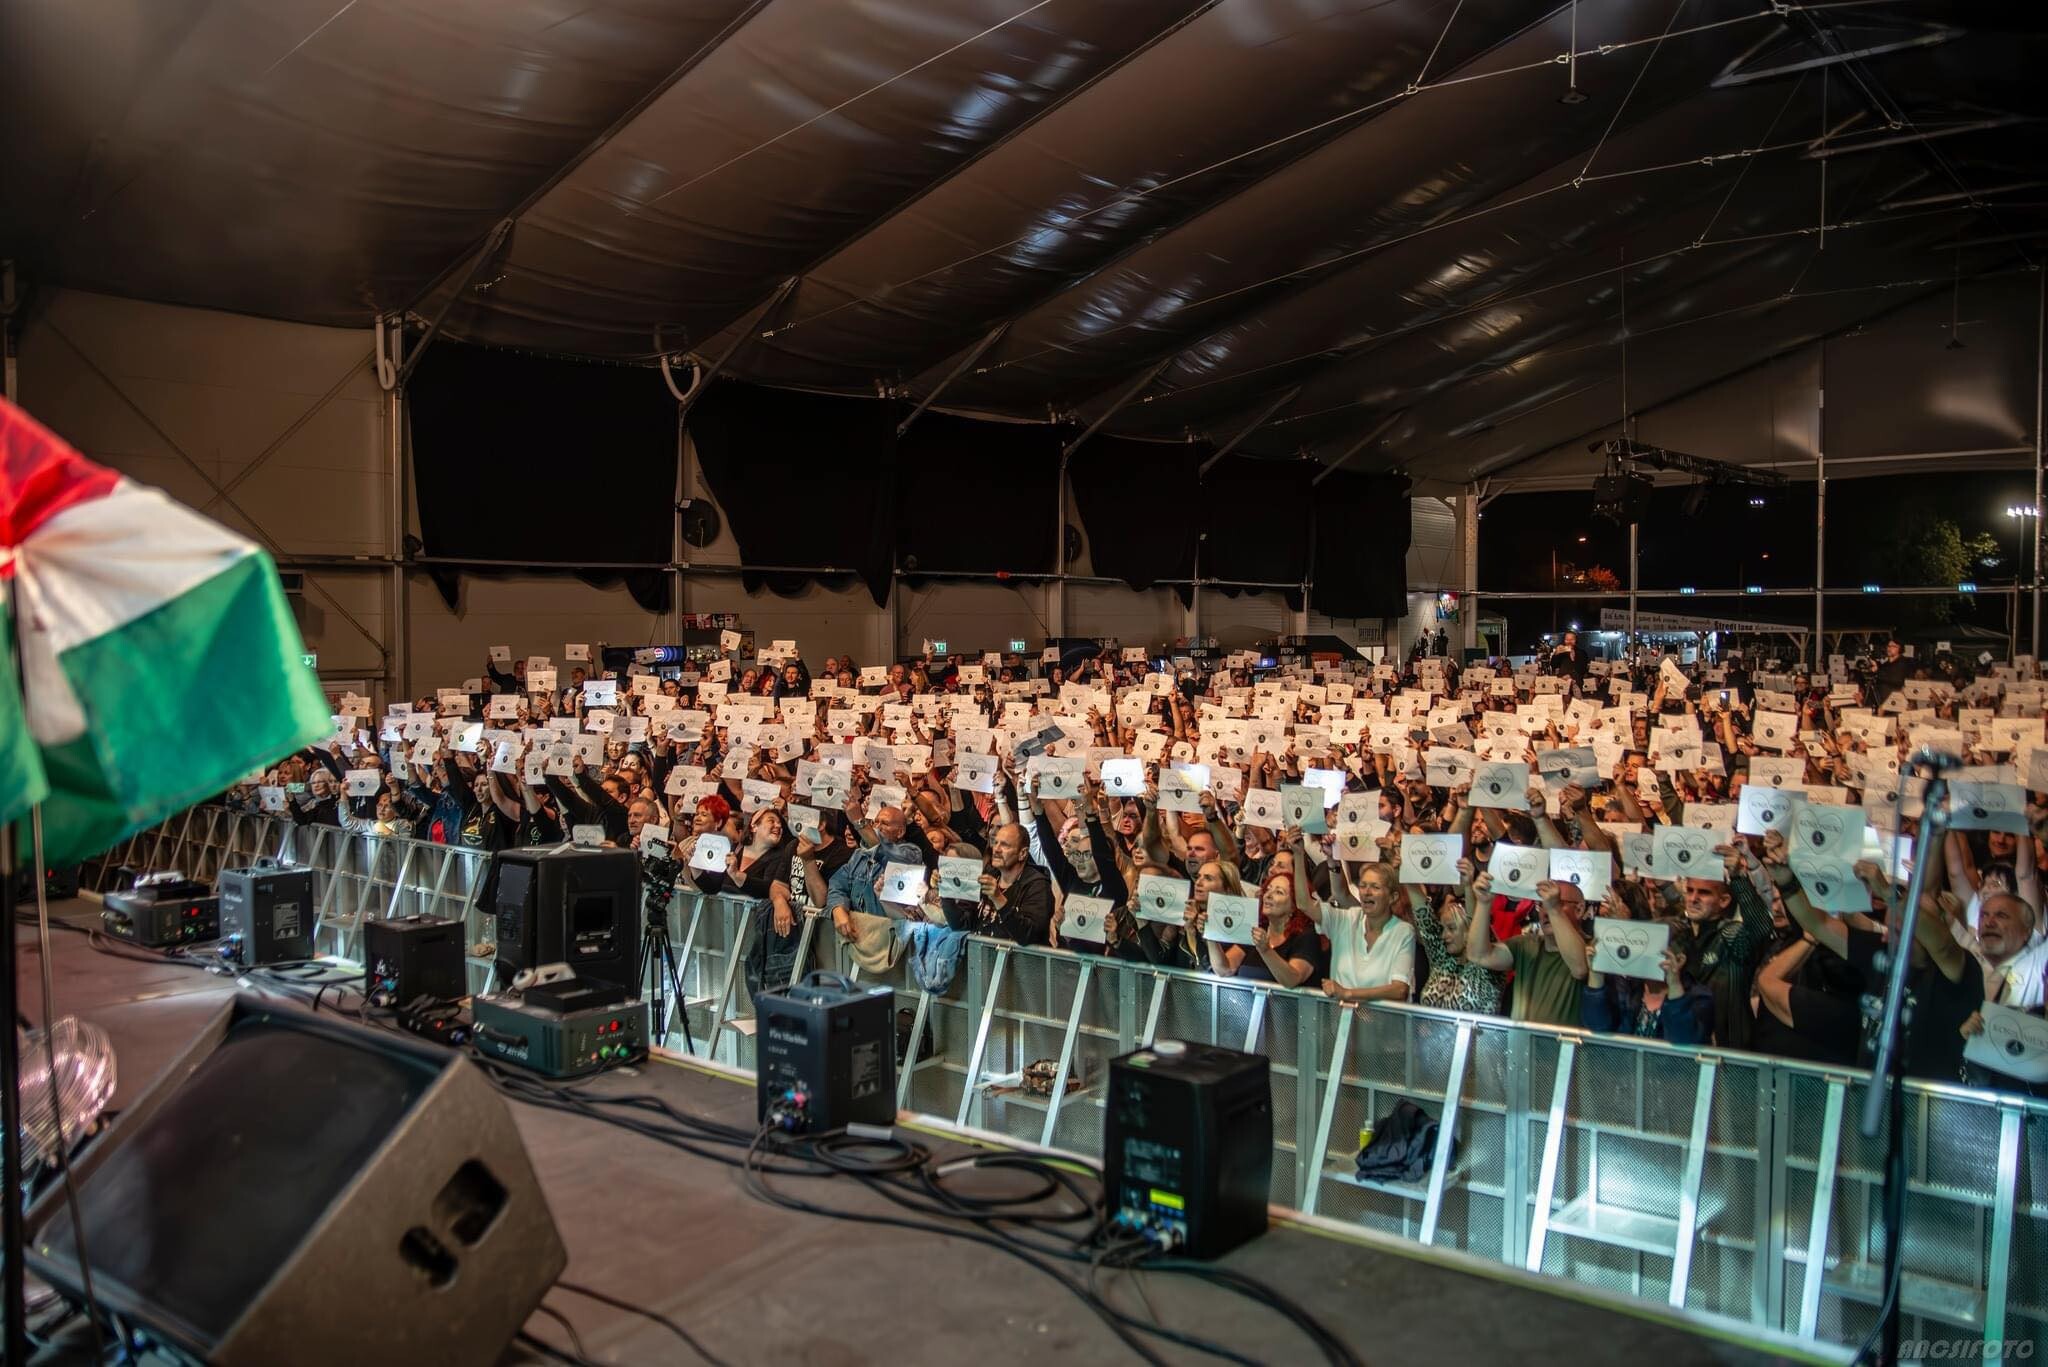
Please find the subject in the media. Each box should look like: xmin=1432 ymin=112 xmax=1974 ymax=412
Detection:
xmin=89 ymin=808 xmax=2044 ymax=1355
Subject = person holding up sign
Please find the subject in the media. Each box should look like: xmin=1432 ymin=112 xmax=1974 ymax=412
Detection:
xmin=1300 ymin=863 xmax=1413 ymax=1005
xmin=974 ymin=823 xmax=1053 ymax=946
xmin=1465 ymin=875 xmax=1589 ymax=1027
xmin=1568 ymin=893 xmax=1713 ymax=1043
xmin=1206 ymin=872 xmax=1324 ymax=989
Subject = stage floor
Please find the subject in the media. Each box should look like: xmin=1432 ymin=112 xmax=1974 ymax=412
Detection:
xmin=19 ymin=899 xmax=1829 ymax=1366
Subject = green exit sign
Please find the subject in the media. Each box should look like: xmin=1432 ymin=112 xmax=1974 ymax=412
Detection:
xmin=931 ymin=640 xmax=948 ymax=655
xmin=1009 ymin=639 xmax=1027 ymax=653
xmin=301 ymin=653 xmax=318 ymax=670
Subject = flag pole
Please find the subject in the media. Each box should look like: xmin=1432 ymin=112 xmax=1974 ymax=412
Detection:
xmin=1 ymin=578 xmax=30 ymax=1363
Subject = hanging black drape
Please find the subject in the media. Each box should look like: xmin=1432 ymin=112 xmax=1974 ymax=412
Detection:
xmin=685 ymin=381 xmax=896 ymax=605
xmin=1201 ymin=455 xmax=1312 ymax=605
xmin=895 ymin=414 xmax=1058 ymax=580
xmin=409 ymin=343 xmax=678 ymax=578
xmin=1067 ymin=437 xmax=1202 ymax=596
xmin=1311 ymin=470 xmax=1411 ymax=619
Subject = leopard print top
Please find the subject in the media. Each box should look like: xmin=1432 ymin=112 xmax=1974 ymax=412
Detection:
xmin=1413 ymin=899 xmax=1505 ymax=1015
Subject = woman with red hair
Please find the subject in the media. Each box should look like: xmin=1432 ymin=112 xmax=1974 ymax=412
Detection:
xmin=1206 ymin=870 xmax=1324 ymax=989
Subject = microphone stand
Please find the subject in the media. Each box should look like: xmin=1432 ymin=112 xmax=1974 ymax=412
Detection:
xmin=1858 ymin=769 xmax=1948 ymax=1366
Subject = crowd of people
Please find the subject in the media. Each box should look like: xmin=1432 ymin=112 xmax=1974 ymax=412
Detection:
xmin=231 ymin=630 xmax=2048 ymax=1096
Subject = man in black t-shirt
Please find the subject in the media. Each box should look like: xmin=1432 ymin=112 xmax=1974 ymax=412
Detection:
xmin=1783 ymin=856 xmax=1981 ymax=1082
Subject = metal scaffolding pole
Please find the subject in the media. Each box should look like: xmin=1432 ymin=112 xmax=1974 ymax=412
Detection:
xmin=2034 ymin=269 xmax=2045 ymax=655
xmin=1816 ymin=341 xmax=1827 ymax=668
xmin=1628 ymin=521 xmax=1639 ymax=652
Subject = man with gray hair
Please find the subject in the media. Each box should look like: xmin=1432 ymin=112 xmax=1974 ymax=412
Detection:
xmin=1956 ymin=889 xmax=2048 ymax=1009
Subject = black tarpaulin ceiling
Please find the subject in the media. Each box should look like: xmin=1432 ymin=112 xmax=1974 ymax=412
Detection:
xmin=3 ymin=0 xmax=2043 ymax=492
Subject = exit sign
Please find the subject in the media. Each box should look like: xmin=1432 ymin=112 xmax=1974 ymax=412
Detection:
xmin=1009 ymin=639 xmax=1027 ymax=654
xmin=931 ymin=640 xmax=948 ymax=655
xmin=301 ymin=653 xmax=318 ymax=670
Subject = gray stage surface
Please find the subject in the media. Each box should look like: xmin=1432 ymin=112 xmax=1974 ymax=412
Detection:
xmin=18 ymin=899 xmax=1834 ymax=1366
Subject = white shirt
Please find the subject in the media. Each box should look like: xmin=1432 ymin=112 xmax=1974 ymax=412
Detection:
xmin=1322 ymin=904 xmax=1415 ymax=996
xmin=1952 ymin=919 xmax=2048 ymax=1009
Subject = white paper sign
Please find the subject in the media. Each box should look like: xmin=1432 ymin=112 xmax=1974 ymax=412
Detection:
xmin=1749 ymin=755 xmax=1805 ymax=790
xmin=1400 ymin=833 xmax=1462 ymax=884
xmin=1156 ymin=767 xmax=1205 ymax=813
xmin=1737 ymin=784 xmax=1803 ymax=837
xmin=570 ymin=824 xmax=606 ymax=848
xmin=1487 ymin=843 xmax=1546 ymax=896
xmin=1549 ymin=849 xmax=1612 ymax=901
xmin=935 ymin=856 xmax=983 ymax=900
xmin=564 ymin=643 xmax=591 ymax=663
xmin=344 ymin=769 xmax=381 ymax=798
xmin=1241 ymin=788 xmax=1283 ymax=831
xmin=1135 ymin=875 xmax=1192 ymax=924
xmin=952 ymin=752 xmax=1000 ymax=794
xmin=1651 ymin=824 xmax=1719 ymax=880
xmin=1964 ymin=1003 xmax=2048 ymax=1083
xmin=583 ymin=679 xmax=618 ymax=708
xmin=1947 ymin=781 xmax=2029 ymax=833
xmin=1471 ymin=762 xmax=1530 ymax=810
xmin=1792 ymin=804 xmax=1864 ymax=863
xmin=690 ymin=833 xmax=731 ymax=873
xmin=1278 ymin=783 xmax=1327 ymax=834
xmin=1101 ymin=757 xmax=1146 ymax=798
xmin=1791 ymin=854 xmax=1866 ymax=913
xmin=258 ymin=785 xmax=288 ymax=813
xmin=1204 ymin=893 xmax=1261 ymax=945
xmin=1591 ymin=917 xmax=1670 ymax=982
xmin=879 ymin=862 xmax=928 ymax=906
xmin=1062 ymin=895 xmax=1111 ymax=944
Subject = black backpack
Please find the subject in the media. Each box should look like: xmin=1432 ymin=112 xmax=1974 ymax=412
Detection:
xmin=1354 ymin=1099 xmax=1449 ymax=1184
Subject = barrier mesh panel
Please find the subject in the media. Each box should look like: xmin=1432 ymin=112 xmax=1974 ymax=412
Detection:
xmin=92 ymin=808 xmax=2048 ymax=1356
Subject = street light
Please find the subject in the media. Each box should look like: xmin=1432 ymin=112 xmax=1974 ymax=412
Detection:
xmin=2006 ymin=505 xmax=2038 ymax=519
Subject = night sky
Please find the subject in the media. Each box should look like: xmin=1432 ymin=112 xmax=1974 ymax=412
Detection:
xmin=1475 ymin=470 xmax=2041 ymax=653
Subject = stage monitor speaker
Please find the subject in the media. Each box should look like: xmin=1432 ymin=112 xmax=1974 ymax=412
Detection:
xmin=1591 ymin=472 xmax=1653 ymax=524
xmin=26 ymin=997 xmax=565 ymax=1367
xmin=486 ymin=845 xmax=641 ymax=989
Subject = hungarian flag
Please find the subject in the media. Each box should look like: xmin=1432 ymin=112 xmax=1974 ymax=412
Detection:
xmin=1 ymin=396 xmax=330 ymax=863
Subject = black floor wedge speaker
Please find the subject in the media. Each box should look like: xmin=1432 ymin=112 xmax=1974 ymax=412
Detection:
xmin=26 ymin=996 xmax=565 ymax=1367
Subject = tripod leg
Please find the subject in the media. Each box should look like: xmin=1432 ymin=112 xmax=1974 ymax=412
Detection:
xmin=663 ymin=935 xmax=696 ymax=1056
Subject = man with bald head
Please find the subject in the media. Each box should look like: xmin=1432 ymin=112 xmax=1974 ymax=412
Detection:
xmin=966 ymin=822 xmax=1052 ymax=946
xmin=851 ymin=799 xmax=937 ymax=871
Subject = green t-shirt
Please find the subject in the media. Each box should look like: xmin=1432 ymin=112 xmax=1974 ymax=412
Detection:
xmin=1508 ymin=933 xmax=1584 ymax=1027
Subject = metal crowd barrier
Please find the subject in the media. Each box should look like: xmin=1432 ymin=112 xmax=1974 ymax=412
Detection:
xmin=94 ymin=807 xmax=2044 ymax=1355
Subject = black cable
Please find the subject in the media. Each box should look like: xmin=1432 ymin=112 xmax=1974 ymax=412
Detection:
xmin=554 ymin=1280 xmax=730 ymax=1367
xmin=513 ymin=1328 xmax=599 ymax=1367
xmin=528 ymin=1301 xmax=589 ymax=1360
xmin=742 ymin=1125 xmax=1173 ymax=1367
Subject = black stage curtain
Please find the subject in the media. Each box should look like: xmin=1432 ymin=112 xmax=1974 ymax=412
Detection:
xmin=896 ymin=414 xmax=1058 ymax=580
xmin=1066 ymin=437 xmax=1202 ymax=596
xmin=409 ymin=343 xmax=678 ymax=583
xmin=1202 ymin=456 xmax=1312 ymax=601
xmin=1311 ymin=470 xmax=1411 ymax=620
xmin=686 ymin=381 xmax=896 ymax=605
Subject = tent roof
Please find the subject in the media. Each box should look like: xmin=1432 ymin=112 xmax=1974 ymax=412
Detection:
xmin=4 ymin=1 xmax=2043 ymax=490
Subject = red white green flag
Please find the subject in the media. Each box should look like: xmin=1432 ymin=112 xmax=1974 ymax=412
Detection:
xmin=1 ymin=396 xmax=330 ymax=863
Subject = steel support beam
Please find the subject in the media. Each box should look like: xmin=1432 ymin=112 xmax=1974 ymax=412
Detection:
xmin=397 ymin=217 xmax=515 ymax=388
xmin=1199 ymin=386 xmax=1301 ymax=476
xmin=1313 ymin=410 xmax=1404 ymax=485
xmin=1061 ymin=357 xmax=1172 ymax=463
xmin=681 ymin=276 xmax=800 ymax=417
xmin=40 ymin=321 xmax=390 ymax=667
xmin=898 ymin=323 xmax=1008 ymax=438
xmin=203 ymin=352 xmax=372 ymax=513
